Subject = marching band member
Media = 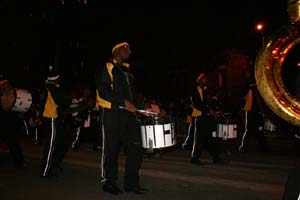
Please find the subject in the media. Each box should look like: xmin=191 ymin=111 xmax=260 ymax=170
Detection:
xmin=238 ymin=69 xmax=268 ymax=153
xmin=181 ymin=96 xmax=201 ymax=150
xmin=189 ymin=73 xmax=225 ymax=165
xmin=40 ymin=66 xmax=73 ymax=178
xmin=95 ymin=41 xmax=159 ymax=195
xmin=0 ymin=76 xmax=26 ymax=167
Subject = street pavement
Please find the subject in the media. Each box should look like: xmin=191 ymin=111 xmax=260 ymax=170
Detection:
xmin=0 ymin=135 xmax=299 ymax=200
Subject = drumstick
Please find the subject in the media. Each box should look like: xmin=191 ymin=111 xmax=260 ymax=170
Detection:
xmin=119 ymin=106 xmax=158 ymax=115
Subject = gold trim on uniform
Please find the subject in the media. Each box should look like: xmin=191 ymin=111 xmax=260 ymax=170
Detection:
xmin=43 ymin=90 xmax=58 ymax=118
xmin=96 ymin=90 xmax=112 ymax=109
xmin=43 ymin=82 xmax=59 ymax=118
xmin=97 ymin=60 xmax=130 ymax=109
xmin=190 ymin=95 xmax=202 ymax=117
xmin=243 ymin=89 xmax=253 ymax=111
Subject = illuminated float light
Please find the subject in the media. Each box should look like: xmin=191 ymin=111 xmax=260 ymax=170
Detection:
xmin=256 ymin=24 xmax=263 ymax=31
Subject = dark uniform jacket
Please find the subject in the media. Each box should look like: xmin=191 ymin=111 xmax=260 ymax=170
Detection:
xmin=95 ymin=59 xmax=143 ymax=110
xmin=190 ymin=85 xmax=210 ymax=117
xmin=42 ymin=82 xmax=72 ymax=118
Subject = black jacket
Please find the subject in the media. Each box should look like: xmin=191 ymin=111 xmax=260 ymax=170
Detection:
xmin=41 ymin=82 xmax=72 ymax=116
xmin=190 ymin=85 xmax=210 ymax=117
xmin=95 ymin=60 xmax=143 ymax=110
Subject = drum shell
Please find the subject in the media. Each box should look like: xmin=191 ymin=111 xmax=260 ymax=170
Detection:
xmin=0 ymin=81 xmax=16 ymax=111
xmin=140 ymin=116 xmax=176 ymax=149
xmin=0 ymin=85 xmax=33 ymax=113
xmin=264 ymin=118 xmax=277 ymax=132
xmin=140 ymin=116 xmax=174 ymax=125
xmin=213 ymin=119 xmax=238 ymax=140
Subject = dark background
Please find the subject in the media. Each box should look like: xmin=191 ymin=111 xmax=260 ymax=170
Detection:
xmin=0 ymin=0 xmax=290 ymax=102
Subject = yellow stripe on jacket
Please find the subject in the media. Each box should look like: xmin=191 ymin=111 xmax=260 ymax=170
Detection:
xmin=96 ymin=90 xmax=112 ymax=109
xmin=96 ymin=61 xmax=130 ymax=109
xmin=43 ymin=90 xmax=58 ymax=118
xmin=190 ymin=95 xmax=202 ymax=117
xmin=243 ymin=89 xmax=253 ymax=111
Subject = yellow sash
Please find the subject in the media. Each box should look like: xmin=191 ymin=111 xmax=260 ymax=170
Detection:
xmin=43 ymin=90 xmax=58 ymax=118
xmin=243 ymin=89 xmax=253 ymax=111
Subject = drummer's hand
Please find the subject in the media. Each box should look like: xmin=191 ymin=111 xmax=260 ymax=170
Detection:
xmin=124 ymin=100 xmax=137 ymax=113
xmin=141 ymin=104 xmax=160 ymax=117
xmin=150 ymin=104 xmax=160 ymax=114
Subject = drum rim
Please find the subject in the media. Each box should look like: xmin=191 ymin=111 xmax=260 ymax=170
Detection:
xmin=140 ymin=116 xmax=174 ymax=125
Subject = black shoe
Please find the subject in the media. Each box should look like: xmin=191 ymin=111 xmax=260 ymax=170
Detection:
xmin=40 ymin=171 xmax=58 ymax=178
xmin=124 ymin=186 xmax=148 ymax=194
xmin=102 ymin=183 xmax=123 ymax=195
xmin=190 ymin=159 xmax=205 ymax=165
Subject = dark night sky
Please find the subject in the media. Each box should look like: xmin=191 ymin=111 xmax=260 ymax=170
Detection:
xmin=81 ymin=0 xmax=288 ymax=66
xmin=0 ymin=0 xmax=291 ymax=100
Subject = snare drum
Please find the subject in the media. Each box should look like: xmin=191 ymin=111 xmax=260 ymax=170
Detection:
xmin=1 ymin=86 xmax=32 ymax=112
xmin=11 ymin=89 xmax=32 ymax=113
xmin=140 ymin=116 xmax=176 ymax=149
xmin=213 ymin=121 xmax=237 ymax=140
xmin=264 ymin=118 xmax=277 ymax=132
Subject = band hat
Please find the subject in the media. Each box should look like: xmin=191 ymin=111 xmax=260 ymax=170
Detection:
xmin=112 ymin=42 xmax=130 ymax=54
xmin=196 ymin=73 xmax=206 ymax=83
xmin=47 ymin=66 xmax=60 ymax=81
xmin=48 ymin=74 xmax=60 ymax=81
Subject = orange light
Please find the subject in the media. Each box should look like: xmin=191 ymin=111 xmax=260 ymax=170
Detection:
xmin=256 ymin=24 xmax=263 ymax=31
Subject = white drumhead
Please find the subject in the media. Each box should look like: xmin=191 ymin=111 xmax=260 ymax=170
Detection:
xmin=11 ymin=89 xmax=32 ymax=113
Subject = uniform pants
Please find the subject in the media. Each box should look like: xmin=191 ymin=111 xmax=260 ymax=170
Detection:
xmin=0 ymin=111 xmax=25 ymax=166
xmin=240 ymin=110 xmax=268 ymax=153
xmin=182 ymin=117 xmax=196 ymax=148
xmin=41 ymin=117 xmax=68 ymax=176
xmin=282 ymin=161 xmax=300 ymax=200
xmin=191 ymin=115 xmax=220 ymax=160
xmin=101 ymin=109 xmax=143 ymax=188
